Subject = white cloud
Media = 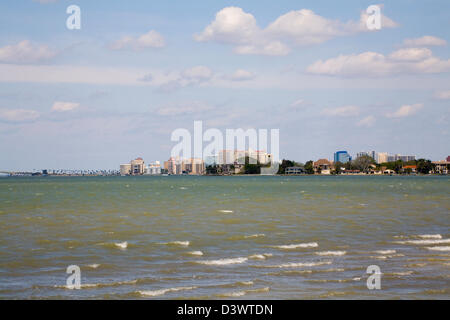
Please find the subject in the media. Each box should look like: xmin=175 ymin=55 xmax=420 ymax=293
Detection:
xmin=402 ymin=36 xmax=447 ymax=47
xmin=157 ymin=66 xmax=214 ymax=91
xmin=194 ymin=7 xmax=397 ymax=56
xmin=229 ymin=69 xmax=255 ymax=81
xmin=0 ymin=109 xmax=40 ymax=122
xmin=386 ymin=103 xmax=423 ymax=118
xmin=0 ymin=40 xmax=57 ymax=64
xmin=357 ymin=115 xmax=376 ymax=127
xmin=290 ymin=99 xmax=304 ymax=107
xmin=307 ymin=48 xmax=450 ymax=77
xmin=434 ymin=90 xmax=450 ymax=99
xmin=51 ymin=101 xmax=80 ymax=112
xmin=389 ymin=48 xmax=432 ymax=61
xmin=157 ymin=101 xmax=213 ymax=116
xmin=110 ymin=30 xmax=165 ymax=50
xmin=322 ymin=105 xmax=360 ymax=117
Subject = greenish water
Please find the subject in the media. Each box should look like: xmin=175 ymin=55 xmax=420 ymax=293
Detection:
xmin=0 ymin=175 xmax=449 ymax=299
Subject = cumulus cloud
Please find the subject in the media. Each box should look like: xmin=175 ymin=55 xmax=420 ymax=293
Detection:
xmin=194 ymin=6 xmax=397 ymax=56
xmin=0 ymin=40 xmax=57 ymax=64
xmin=357 ymin=115 xmax=376 ymax=127
xmin=402 ymin=36 xmax=447 ymax=47
xmin=386 ymin=104 xmax=423 ymax=118
xmin=51 ymin=101 xmax=80 ymax=112
xmin=434 ymin=90 xmax=450 ymax=99
xmin=157 ymin=65 xmax=213 ymax=91
xmin=0 ymin=109 xmax=40 ymax=122
xmin=322 ymin=105 xmax=360 ymax=117
xmin=228 ymin=69 xmax=255 ymax=81
xmin=109 ymin=30 xmax=165 ymax=50
xmin=307 ymin=48 xmax=450 ymax=77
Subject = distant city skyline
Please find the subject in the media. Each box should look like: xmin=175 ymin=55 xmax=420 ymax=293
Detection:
xmin=0 ymin=0 xmax=449 ymax=171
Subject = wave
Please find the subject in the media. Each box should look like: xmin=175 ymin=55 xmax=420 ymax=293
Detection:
xmin=267 ymin=261 xmax=332 ymax=268
xmin=55 ymin=279 xmax=137 ymax=289
xmin=218 ymin=287 xmax=269 ymax=298
xmin=426 ymin=246 xmax=450 ymax=252
xmin=374 ymin=250 xmax=396 ymax=255
xmin=197 ymin=257 xmax=248 ymax=266
xmin=244 ymin=234 xmax=265 ymax=239
xmin=218 ymin=210 xmax=233 ymax=213
xmin=272 ymin=242 xmax=318 ymax=249
xmin=395 ymin=239 xmax=450 ymax=245
xmin=315 ymin=251 xmax=346 ymax=256
xmin=115 ymin=241 xmax=128 ymax=249
xmin=162 ymin=241 xmax=190 ymax=247
xmin=138 ymin=286 xmax=197 ymax=297
xmin=87 ymin=264 xmax=100 ymax=269
xmin=248 ymin=253 xmax=272 ymax=260
xmin=187 ymin=251 xmax=203 ymax=256
xmin=418 ymin=234 xmax=442 ymax=239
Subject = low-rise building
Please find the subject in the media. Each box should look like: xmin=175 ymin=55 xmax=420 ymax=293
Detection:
xmin=285 ymin=167 xmax=305 ymax=175
xmin=432 ymin=161 xmax=449 ymax=174
xmin=313 ymin=159 xmax=332 ymax=175
xmin=146 ymin=161 xmax=161 ymax=175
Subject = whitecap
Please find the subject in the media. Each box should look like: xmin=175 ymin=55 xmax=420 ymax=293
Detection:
xmin=218 ymin=210 xmax=233 ymax=213
xmin=418 ymin=234 xmax=442 ymax=239
xmin=88 ymin=264 xmax=100 ymax=269
xmin=426 ymin=246 xmax=450 ymax=252
xmin=163 ymin=241 xmax=190 ymax=247
xmin=188 ymin=251 xmax=203 ymax=256
xmin=395 ymin=239 xmax=450 ymax=245
xmin=248 ymin=253 xmax=272 ymax=260
xmin=244 ymin=234 xmax=265 ymax=239
xmin=138 ymin=286 xmax=196 ymax=297
xmin=272 ymin=242 xmax=318 ymax=249
xmin=375 ymin=250 xmax=396 ymax=255
xmin=268 ymin=261 xmax=332 ymax=268
xmin=197 ymin=257 xmax=248 ymax=265
xmin=315 ymin=251 xmax=346 ymax=256
xmin=115 ymin=241 xmax=128 ymax=249
xmin=219 ymin=287 xmax=269 ymax=298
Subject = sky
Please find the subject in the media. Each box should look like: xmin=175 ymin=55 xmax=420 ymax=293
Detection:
xmin=0 ymin=0 xmax=449 ymax=171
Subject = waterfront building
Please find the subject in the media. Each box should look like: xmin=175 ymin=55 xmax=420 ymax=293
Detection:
xmin=376 ymin=152 xmax=389 ymax=164
xmin=285 ymin=167 xmax=305 ymax=175
xmin=130 ymin=157 xmax=145 ymax=175
xmin=432 ymin=160 xmax=450 ymax=174
xmin=447 ymin=156 xmax=450 ymax=162
xmin=165 ymin=157 xmax=205 ymax=175
xmin=120 ymin=163 xmax=131 ymax=176
xmin=387 ymin=154 xmax=416 ymax=162
xmin=334 ymin=151 xmax=352 ymax=163
xmin=313 ymin=159 xmax=332 ymax=175
xmin=146 ymin=161 xmax=161 ymax=175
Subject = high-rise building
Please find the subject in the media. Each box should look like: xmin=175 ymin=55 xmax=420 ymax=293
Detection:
xmin=130 ymin=157 xmax=145 ymax=175
xmin=120 ymin=163 xmax=131 ymax=176
xmin=387 ymin=154 xmax=416 ymax=162
xmin=334 ymin=151 xmax=352 ymax=163
xmin=146 ymin=161 xmax=161 ymax=175
xmin=376 ymin=152 xmax=388 ymax=164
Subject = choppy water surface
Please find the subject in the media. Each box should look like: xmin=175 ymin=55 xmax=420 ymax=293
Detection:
xmin=0 ymin=175 xmax=449 ymax=299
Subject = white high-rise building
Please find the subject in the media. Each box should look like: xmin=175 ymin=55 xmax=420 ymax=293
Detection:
xmin=146 ymin=161 xmax=161 ymax=175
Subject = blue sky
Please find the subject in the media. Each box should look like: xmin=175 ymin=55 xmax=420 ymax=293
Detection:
xmin=0 ymin=0 xmax=449 ymax=170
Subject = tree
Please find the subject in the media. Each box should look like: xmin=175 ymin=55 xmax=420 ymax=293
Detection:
xmin=416 ymin=159 xmax=434 ymax=174
xmin=243 ymin=156 xmax=261 ymax=174
xmin=353 ymin=155 xmax=375 ymax=173
xmin=333 ymin=161 xmax=344 ymax=174
xmin=304 ymin=160 xmax=314 ymax=174
xmin=278 ymin=159 xmax=295 ymax=174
